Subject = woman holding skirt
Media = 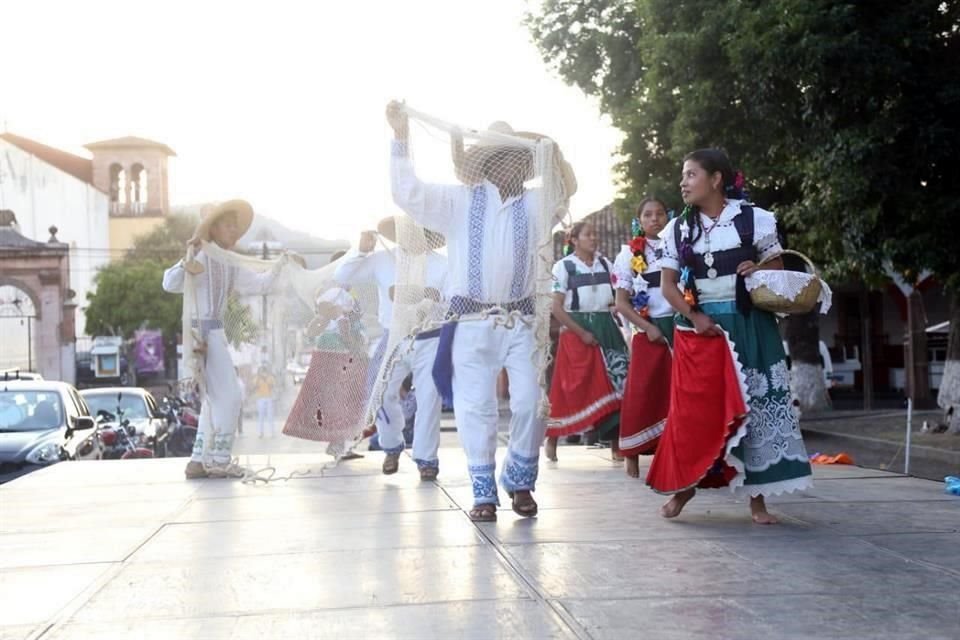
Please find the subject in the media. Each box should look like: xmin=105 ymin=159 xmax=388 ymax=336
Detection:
xmin=648 ymin=149 xmax=813 ymax=524
xmin=613 ymin=197 xmax=675 ymax=478
xmin=545 ymin=221 xmax=628 ymax=462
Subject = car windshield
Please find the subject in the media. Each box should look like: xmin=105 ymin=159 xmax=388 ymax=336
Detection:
xmin=0 ymin=390 xmax=64 ymax=431
xmin=83 ymin=393 xmax=149 ymax=421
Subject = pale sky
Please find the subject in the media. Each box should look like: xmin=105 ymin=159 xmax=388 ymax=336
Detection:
xmin=3 ymin=0 xmax=622 ymax=243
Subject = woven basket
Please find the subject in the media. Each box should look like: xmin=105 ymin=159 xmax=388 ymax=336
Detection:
xmin=749 ymin=250 xmax=823 ymax=314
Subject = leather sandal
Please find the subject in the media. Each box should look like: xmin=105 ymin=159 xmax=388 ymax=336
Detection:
xmin=508 ymin=490 xmax=538 ymax=518
xmin=382 ymin=452 xmax=401 ymax=474
xmin=468 ymin=504 xmax=497 ymax=522
xmin=419 ymin=466 xmax=438 ymax=481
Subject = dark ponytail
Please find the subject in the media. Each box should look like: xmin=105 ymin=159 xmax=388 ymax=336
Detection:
xmin=564 ymin=220 xmax=588 ymax=257
xmin=683 ymin=148 xmax=748 ymax=200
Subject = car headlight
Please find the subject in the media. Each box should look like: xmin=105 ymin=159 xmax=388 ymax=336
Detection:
xmin=26 ymin=442 xmax=63 ymax=465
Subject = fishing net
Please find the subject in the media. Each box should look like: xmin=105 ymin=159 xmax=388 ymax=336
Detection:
xmin=173 ymin=104 xmax=574 ymax=481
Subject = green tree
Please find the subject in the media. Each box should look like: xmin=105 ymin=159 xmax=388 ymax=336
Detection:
xmin=528 ymin=0 xmax=960 ymax=411
xmin=85 ymin=214 xmax=197 ymax=342
xmin=84 ymin=259 xmax=182 ymax=339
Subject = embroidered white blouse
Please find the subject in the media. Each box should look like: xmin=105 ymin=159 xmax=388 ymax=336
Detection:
xmin=612 ymin=237 xmax=675 ymax=319
xmin=660 ymin=200 xmax=782 ymax=304
xmin=391 ymin=141 xmax=552 ymax=304
xmin=551 ymin=254 xmax=615 ymax=313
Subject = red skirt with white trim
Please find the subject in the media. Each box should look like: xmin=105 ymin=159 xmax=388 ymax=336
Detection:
xmin=646 ymin=329 xmax=749 ymax=494
xmin=618 ymin=333 xmax=672 ymax=457
xmin=546 ymin=331 xmax=620 ymax=437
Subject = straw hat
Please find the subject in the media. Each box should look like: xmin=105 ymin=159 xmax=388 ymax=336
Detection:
xmin=376 ymin=216 xmax=446 ymax=250
xmin=453 ymin=122 xmax=578 ymax=199
xmin=192 ymin=199 xmax=254 ymax=243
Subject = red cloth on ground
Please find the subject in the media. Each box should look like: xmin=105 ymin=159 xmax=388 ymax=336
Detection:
xmin=546 ymin=331 xmax=619 ymax=437
xmin=646 ymin=330 xmax=748 ymax=494
xmin=618 ymin=333 xmax=672 ymax=457
xmin=283 ymin=350 xmax=368 ymax=442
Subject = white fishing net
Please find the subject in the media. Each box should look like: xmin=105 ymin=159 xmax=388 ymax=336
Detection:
xmin=173 ymin=105 xmax=574 ymax=481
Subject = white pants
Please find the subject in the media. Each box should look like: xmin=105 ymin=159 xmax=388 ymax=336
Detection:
xmin=191 ymin=329 xmax=241 ymax=465
xmin=256 ymin=398 xmax=274 ymax=436
xmin=452 ymin=319 xmax=544 ymax=505
xmin=379 ymin=336 xmax=442 ymax=469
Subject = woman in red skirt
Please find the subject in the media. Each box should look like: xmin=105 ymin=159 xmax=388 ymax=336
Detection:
xmin=612 ymin=197 xmax=675 ymax=478
xmin=544 ymin=222 xmax=627 ymax=462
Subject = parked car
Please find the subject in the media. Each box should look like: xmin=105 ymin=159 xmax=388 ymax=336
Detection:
xmin=80 ymin=387 xmax=169 ymax=457
xmin=0 ymin=380 xmax=101 ymax=482
xmin=1 ymin=369 xmax=44 ymax=382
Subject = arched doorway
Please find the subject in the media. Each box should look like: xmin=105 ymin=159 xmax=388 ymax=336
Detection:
xmin=0 ymin=283 xmax=39 ymax=373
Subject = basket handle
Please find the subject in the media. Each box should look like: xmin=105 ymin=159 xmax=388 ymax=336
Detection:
xmin=759 ymin=249 xmax=819 ymax=276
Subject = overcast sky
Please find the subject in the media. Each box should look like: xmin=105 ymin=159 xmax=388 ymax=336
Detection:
xmin=3 ymin=0 xmax=622 ymax=243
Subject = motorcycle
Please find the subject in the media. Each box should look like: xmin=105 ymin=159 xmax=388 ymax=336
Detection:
xmin=95 ymin=409 xmax=154 ymax=459
xmin=158 ymin=395 xmax=198 ymax=458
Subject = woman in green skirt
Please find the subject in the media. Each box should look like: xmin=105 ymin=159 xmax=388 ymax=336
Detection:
xmin=648 ymin=148 xmax=813 ymax=524
xmin=545 ymin=221 xmax=628 ymax=462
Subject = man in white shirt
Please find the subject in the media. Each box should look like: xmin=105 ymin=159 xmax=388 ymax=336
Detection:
xmin=335 ymin=218 xmax=447 ymax=478
xmin=386 ymin=101 xmax=576 ymax=520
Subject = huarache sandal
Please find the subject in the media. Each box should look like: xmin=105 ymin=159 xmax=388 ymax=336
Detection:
xmin=508 ymin=490 xmax=538 ymax=518
xmin=382 ymin=452 xmax=401 ymax=474
xmin=419 ymin=466 xmax=439 ymax=481
xmin=468 ymin=504 xmax=497 ymax=522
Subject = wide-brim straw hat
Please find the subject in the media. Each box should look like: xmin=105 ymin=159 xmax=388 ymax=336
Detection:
xmin=453 ymin=121 xmax=578 ymax=199
xmin=192 ymin=199 xmax=254 ymax=243
xmin=376 ymin=216 xmax=446 ymax=250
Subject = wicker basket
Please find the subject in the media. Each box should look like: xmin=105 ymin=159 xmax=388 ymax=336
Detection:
xmin=749 ymin=250 xmax=823 ymax=314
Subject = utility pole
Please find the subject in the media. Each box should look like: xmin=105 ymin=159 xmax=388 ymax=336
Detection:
xmin=260 ymin=241 xmax=270 ymax=368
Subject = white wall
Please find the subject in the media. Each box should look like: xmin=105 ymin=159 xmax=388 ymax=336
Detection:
xmin=0 ymin=140 xmax=110 ymax=338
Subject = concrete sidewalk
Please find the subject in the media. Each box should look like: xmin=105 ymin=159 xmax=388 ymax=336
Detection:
xmin=1 ymin=448 xmax=958 ymax=640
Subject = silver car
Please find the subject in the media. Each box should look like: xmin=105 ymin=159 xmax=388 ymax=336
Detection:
xmin=0 ymin=381 xmax=100 ymax=483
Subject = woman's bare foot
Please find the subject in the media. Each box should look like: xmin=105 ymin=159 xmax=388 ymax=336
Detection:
xmin=625 ymin=455 xmax=640 ymax=478
xmin=545 ymin=436 xmax=558 ymax=462
xmin=750 ymin=496 xmax=779 ymax=525
xmin=611 ymin=445 xmax=624 ymax=462
xmin=659 ymin=488 xmax=695 ymax=518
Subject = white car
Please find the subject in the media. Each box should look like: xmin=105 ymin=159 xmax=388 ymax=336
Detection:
xmin=1 ymin=369 xmax=44 ymax=382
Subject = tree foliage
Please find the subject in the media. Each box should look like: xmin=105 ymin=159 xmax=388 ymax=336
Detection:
xmin=84 ymin=259 xmax=182 ymax=339
xmin=85 ymin=214 xmax=198 ymax=340
xmin=528 ymin=0 xmax=960 ymax=290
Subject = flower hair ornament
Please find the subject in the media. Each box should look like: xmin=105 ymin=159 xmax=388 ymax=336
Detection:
xmin=629 ymin=216 xmax=651 ymax=317
xmin=563 ymin=229 xmax=574 ymax=256
xmin=678 ymin=205 xmax=702 ymax=311
xmin=724 ymin=170 xmax=749 ymax=200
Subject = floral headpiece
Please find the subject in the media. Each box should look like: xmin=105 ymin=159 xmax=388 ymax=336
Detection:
xmin=724 ymin=170 xmax=749 ymax=201
xmin=678 ymin=205 xmax=700 ymax=310
xmin=629 ymin=217 xmax=650 ymax=317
